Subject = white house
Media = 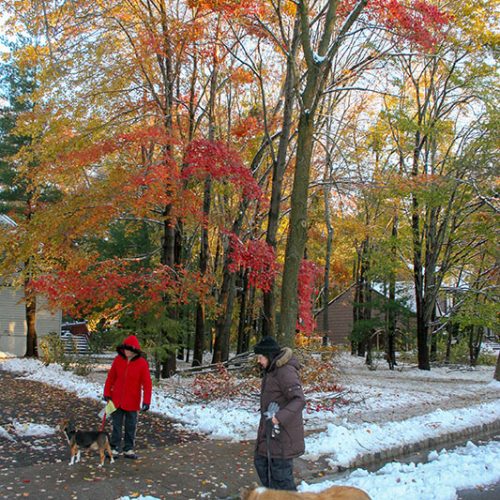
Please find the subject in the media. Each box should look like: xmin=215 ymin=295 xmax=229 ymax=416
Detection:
xmin=0 ymin=214 xmax=62 ymax=356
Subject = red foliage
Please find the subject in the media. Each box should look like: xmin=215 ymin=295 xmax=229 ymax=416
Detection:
xmin=230 ymin=68 xmax=255 ymax=86
xmin=121 ymin=155 xmax=183 ymax=214
xmin=296 ymin=259 xmax=322 ymax=335
xmin=339 ymin=0 xmax=451 ymax=50
xmin=30 ymin=260 xmax=137 ymax=317
xmin=118 ymin=126 xmax=170 ymax=147
xmin=30 ymin=260 xmax=212 ymax=319
xmin=376 ymin=0 xmax=450 ymax=49
xmin=187 ymin=0 xmax=265 ymax=16
xmin=191 ymin=364 xmax=258 ymax=401
xmin=57 ymin=139 xmax=119 ymax=168
xmin=183 ymin=139 xmax=262 ymax=200
xmin=227 ymin=233 xmax=279 ymax=292
xmin=57 ymin=126 xmax=170 ymax=168
xmin=232 ymin=116 xmax=262 ymax=140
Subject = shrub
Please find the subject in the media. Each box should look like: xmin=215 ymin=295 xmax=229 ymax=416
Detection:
xmin=70 ymin=354 xmax=95 ymax=376
xmin=39 ymin=333 xmax=66 ymax=365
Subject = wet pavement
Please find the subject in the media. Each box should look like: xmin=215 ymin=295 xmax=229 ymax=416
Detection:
xmin=0 ymin=369 xmax=261 ymax=499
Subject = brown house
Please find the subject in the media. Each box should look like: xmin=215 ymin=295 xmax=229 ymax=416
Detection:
xmin=315 ymin=284 xmax=416 ymax=346
xmin=315 ymin=285 xmax=356 ymax=345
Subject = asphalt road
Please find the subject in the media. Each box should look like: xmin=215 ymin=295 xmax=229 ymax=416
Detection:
xmin=459 ymin=483 xmax=500 ymax=500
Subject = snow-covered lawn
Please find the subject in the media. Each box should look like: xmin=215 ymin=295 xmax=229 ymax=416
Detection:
xmin=1 ymin=352 xmax=499 ymax=499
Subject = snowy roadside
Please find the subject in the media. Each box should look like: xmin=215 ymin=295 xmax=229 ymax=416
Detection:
xmin=1 ymin=355 xmax=499 ymax=499
xmin=298 ymin=440 xmax=500 ymax=500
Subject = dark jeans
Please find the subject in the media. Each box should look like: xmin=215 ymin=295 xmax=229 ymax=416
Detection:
xmin=110 ymin=408 xmax=138 ymax=452
xmin=254 ymin=455 xmax=297 ymax=491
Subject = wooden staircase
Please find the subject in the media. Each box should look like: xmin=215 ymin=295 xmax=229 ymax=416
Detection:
xmin=61 ymin=332 xmax=90 ymax=354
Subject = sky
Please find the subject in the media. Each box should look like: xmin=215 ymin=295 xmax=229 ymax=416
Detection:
xmin=0 ymin=353 xmax=499 ymax=499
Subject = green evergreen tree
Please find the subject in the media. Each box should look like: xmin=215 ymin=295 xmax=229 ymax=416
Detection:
xmin=0 ymin=40 xmax=35 ymax=217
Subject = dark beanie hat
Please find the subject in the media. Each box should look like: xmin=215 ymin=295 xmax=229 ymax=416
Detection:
xmin=254 ymin=336 xmax=281 ymax=355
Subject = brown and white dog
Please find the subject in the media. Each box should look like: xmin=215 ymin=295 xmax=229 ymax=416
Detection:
xmin=59 ymin=419 xmax=114 ymax=467
xmin=240 ymin=485 xmax=371 ymax=500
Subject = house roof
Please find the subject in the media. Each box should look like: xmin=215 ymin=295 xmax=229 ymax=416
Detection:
xmin=316 ymin=282 xmax=416 ymax=316
xmin=371 ymin=282 xmax=416 ymax=313
xmin=327 ymin=283 xmax=356 ymax=306
xmin=318 ymin=280 xmax=459 ymax=319
xmin=314 ymin=284 xmax=355 ymax=317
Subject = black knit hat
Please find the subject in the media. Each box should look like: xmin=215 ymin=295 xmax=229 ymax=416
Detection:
xmin=253 ymin=336 xmax=281 ymax=355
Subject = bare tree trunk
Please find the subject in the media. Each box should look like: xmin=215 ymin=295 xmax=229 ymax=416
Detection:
xmin=365 ymin=284 xmax=373 ymax=367
xmin=157 ymin=0 xmax=178 ymax=378
xmin=279 ymin=0 xmax=368 ymax=345
xmin=469 ymin=326 xmax=484 ymax=367
xmin=25 ymin=285 xmax=37 ymax=358
xmin=212 ymin=201 xmax=248 ymax=363
xmin=387 ymin=278 xmax=397 ymax=370
xmin=192 ymin=177 xmax=211 ymax=366
xmin=351 ymin=254 xmax=360 ymax=355
xmin=262 ymin=17 xmax=299 ymax=338
xmin=279 ymin=114 xmax=314 ymax=345
xmin=244 ymin=284 xmax=256 ymax=352
xmin=494 ymin=351 xmax=500 ymax=381
xmin=362 ymin=239 xmax=372 ymax=365
xmin=237 ymin=271 xmax=249 ymax=354
xmin=411 ymin=139 xmax=430 ymax=370
xmin=161 ymin=210 xmax=177 ymax=378
xmin=212 ymin=268 xmax=237 ymax=363
xmin=385 ymin=213 xmax=398 ymax=369
xmin=321 ymin=144 xmax=334 ymax=347
xmin=430 ymin=307 xmax=438 ymax=362
xmin=193 ymin=304 xmax=204 ymax=366
xmin=192 ymin=17 xmax=220 ymax=366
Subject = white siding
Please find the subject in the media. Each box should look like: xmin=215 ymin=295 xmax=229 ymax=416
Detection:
xmin=0 ymin=286 xmax=62 ymax=356
xmin=36 ymin=296 xmax=63 ymax=337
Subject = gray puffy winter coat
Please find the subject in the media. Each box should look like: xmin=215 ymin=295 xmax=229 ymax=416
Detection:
xmin=255 ymin=347 xmax=306 ymax=459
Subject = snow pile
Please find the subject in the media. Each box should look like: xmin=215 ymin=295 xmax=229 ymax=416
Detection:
xmin=1 ymin=358 xmax=103 ymax=400
xmin=0 ymin=425 xmax=15 ymax=441
xmin=304 ymin=401 xmax=500 ymax=467
xmin=12 ymin=420 xmax=57 ymax=437
xmin=0 ymin=350 xmax=16 ymax=359
xmin=300 ymin=440 xmax=500 ymax=500
xmin=0 ymin=420 xmax=57 ymax=440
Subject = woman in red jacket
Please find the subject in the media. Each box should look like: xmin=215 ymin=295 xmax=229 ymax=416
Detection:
xmin=103 ymin=334 xmax=152 ymax=459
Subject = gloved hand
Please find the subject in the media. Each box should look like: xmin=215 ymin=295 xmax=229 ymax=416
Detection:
xmin=264 ymin=401 xmax=279 ymax=420
xmin=141 ymin=403 xmax=150 ymax=412
xmin=103 ymin=395 xmax=111 ymax=402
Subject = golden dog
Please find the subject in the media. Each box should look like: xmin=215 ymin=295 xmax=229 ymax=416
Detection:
xmin=240 ymin=485 xmax=371 ymax=500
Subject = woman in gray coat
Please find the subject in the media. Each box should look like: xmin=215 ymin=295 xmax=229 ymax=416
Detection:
xmin=253 ymin=336 xmax=306 ymax=491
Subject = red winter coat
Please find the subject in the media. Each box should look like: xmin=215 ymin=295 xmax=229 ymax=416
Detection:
xmin=103 ymin=335 xmax=152 ymax=411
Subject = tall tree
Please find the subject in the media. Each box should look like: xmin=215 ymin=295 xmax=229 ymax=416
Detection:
xmin=383 ymin=1 xmax=498 ymax=369
xmin=279 ymin=0 xmax=369 ymax=345
xmin=0 ymin=39 xmax=60 ymax=357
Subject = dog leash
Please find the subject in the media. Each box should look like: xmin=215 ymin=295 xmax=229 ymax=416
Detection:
xmin=100 ymin=412 xmax=106 ymax=432
xmin=265 ymin=418 xmax=273 ymax=486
